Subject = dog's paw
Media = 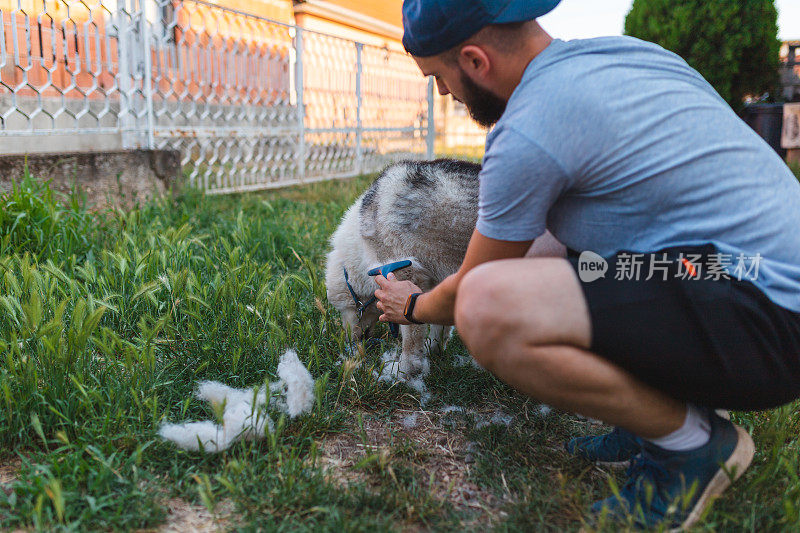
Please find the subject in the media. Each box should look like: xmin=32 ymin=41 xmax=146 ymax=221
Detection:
xmin=399 ymin=353 xmax=430 ymax=377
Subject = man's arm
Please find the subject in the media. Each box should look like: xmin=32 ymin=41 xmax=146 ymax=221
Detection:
xmin=374 ymin=229 xmax=533 ymax=326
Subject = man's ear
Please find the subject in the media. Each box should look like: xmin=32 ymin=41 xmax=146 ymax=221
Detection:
xmin=458 ymin=44 xmax=492 ymax=79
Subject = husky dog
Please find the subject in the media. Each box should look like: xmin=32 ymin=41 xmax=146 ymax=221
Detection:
xmin=325 ymin=159 xmax=481 ymax=377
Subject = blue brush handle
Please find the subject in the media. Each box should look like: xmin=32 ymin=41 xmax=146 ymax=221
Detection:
xmin=368 ymin=260 xmax=412 ymax=339
xmin=368 ymin=259 xmax=412 ymax=278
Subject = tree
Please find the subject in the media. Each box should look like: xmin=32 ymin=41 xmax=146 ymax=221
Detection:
xmin=624 ymin=0 xmax=781 ymax=109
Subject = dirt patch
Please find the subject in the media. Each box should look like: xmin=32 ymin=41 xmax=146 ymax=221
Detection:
xmin=0 ymin=458 xmax=21 ymax=485
xmin=317 ymin=408 xmax=509 ymax=523
xmin=1 ymin=458 xmax=26 ymax=533
xmin=152 ymin=498 xmax=234 ymax=533
xmin=1 ymin=457 xmax=233 ymax=533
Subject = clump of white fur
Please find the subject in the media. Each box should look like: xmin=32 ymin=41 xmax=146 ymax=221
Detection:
xmin=269 ymin=349 xmax=316 ymax=418
xmin=374 ymin=349 xmax=431 ymax=406
xmin=475 ymin=411 xmax=514 ymax=429
xmin=159 ymin=349 xmax=315 ymax=453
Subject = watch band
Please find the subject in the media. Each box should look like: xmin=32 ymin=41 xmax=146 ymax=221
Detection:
xmin=403 ymin=292 xmax=424 ymax=324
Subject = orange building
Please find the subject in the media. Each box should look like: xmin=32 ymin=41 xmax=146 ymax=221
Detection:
xmin=0 ymin=0 xmax=484 ymax=149
xmin=293 ymin=0 xmax=403 ymax=50
xmin=291 ymin=0 xmax=485 ymax=151
xmin=0 ymin=0 xmax=402 ymax=101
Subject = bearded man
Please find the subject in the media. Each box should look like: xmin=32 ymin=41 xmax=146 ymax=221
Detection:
xmin=373 ymin=0 xmax=800 ymax=528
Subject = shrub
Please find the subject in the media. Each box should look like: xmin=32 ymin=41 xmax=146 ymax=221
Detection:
xmin=624 ymin=0 xmax=781 ymax=109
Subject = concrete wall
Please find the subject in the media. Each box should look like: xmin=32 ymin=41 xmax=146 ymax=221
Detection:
xmin=0 ymin=150 xmax=180 ymax=210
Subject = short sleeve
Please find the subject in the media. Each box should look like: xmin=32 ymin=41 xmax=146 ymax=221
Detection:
xmin=476 ymin=126 xmax=570 ymax=242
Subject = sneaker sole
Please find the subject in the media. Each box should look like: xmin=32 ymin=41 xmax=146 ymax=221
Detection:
xmin=675 ymin=424 xmax=754 ymax=532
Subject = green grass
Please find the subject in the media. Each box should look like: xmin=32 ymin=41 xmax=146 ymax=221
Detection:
xmin=0 ymin=169 xmax=799 ymax=531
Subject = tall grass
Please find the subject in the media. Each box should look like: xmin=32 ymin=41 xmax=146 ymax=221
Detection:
xmin=0 ymin=172 xmax=371 ymax=529
xmin=0 ymin=167 xmax=110 ymax=263
xmin=1 ymin=168 xmax=799 ymax=531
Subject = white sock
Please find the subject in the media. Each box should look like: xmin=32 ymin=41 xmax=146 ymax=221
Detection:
xmin=647 ymin=404 xmax=711 ymax=452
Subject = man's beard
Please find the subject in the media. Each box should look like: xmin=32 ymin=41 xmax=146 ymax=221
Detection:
xmin=457 ymin=70 xmax=507 ymax=128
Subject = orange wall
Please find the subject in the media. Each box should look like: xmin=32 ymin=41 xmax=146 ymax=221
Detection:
xmin=0 ymin=0 xmax=293 ymax=100
xmin=0 ymin=0 xmax=405 ymax=105
xmin=211 ymin=0 xmax=294 ymax=24
xmin=323 ymin=0 xmax=402 ymax=28
xmin=0 ymin=2 xmax=114 ymax=99
xmin=293 ymin=0 xmax=404 ymax=51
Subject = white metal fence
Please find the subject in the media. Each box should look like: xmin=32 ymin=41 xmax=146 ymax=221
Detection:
xmin=0 ymin=0 xmax=435 ymax=193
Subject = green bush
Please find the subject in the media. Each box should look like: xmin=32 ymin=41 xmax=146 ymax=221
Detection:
xmin=624 ymin=0 xmax=781 ymax=109
xmin=0 ymin=166 xmax=108 ymax=263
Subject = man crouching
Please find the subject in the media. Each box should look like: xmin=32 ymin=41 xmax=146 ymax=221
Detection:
xmin=374 ymin=0 xmax=800 ymax=529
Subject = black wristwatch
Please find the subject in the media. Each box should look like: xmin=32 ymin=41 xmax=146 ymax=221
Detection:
xmin=403 ymin=292 xmax=424 ymax=324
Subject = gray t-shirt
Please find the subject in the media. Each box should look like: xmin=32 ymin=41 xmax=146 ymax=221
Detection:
xmin=476 ymin=36 xmax=800 ymax=313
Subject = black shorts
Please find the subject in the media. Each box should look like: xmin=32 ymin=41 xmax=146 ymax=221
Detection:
xmin=567 ymin=244 xmax=800 ymax=410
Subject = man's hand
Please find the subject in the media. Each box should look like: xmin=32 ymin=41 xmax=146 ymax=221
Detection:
xmin=374 ymin=272 xmax=422 ymax=324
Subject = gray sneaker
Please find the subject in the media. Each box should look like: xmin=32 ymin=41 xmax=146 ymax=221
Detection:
xmin=565 ymin=427 xmax=642 ymax=466
xmin=591 ymin=412 xmax=754 ymax=530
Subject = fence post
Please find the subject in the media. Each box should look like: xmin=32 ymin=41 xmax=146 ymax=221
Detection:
xmin=118 ymin=0 xmax=136 ymax=148
xmin=138 ymin=0 xmax=155 ymax=149
xmin=426 ymin=76 xmax=435 ymax=159
xmin=118 ymin=0 xmax=130 ymax=148
xmin=295 ymin=26 xmax=306 ymax=181
xmin=355 ymin=42 xmax=363 ymax=175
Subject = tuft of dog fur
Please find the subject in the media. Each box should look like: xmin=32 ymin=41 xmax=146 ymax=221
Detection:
xmin=325 ymin=159 xmax=481 ymax=379
xmin=270 ymin=349 xmax=316 ymax=418
xmin=159 ymin=349 xmax=315 ymax=453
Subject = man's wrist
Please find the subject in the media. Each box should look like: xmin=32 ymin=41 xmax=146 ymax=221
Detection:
xmin=403 ymin=292 xmax=424 ymax=324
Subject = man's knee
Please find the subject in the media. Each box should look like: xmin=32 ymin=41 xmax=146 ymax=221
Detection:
xmin=455 ymin=263 xmax=518 ymax=369
xmin=455 ymin=258 xmax=590 ymax=369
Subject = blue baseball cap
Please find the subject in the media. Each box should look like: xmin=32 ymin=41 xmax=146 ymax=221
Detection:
xmin=402 ymin=0 xmax=562 ymax=57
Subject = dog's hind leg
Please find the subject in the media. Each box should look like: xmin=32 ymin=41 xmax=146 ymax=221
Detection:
xmin=399 ymin=323 xmax=431 ymax=377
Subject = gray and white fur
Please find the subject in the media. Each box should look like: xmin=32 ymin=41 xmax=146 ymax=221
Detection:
xmin=325 ymin=159 xmax=481 ymax=377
